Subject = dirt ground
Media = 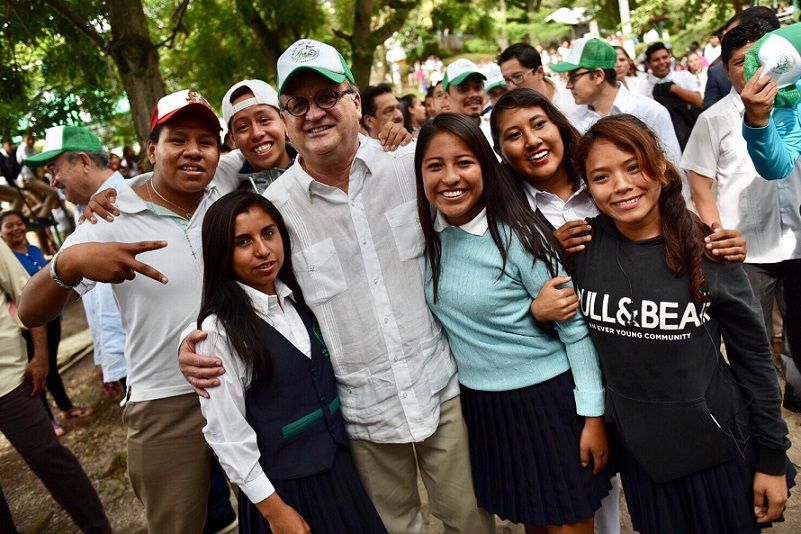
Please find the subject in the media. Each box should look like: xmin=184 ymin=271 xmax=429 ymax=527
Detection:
xmin=2 ymin=301 xmax=800 ymax=533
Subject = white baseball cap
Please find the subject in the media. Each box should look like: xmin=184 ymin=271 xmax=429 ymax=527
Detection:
xmin=442 ymin=58 xmax=486 ymax=91
xmin=222 ymin=80 xmax=280 ymax=125
xmin=482 ymin=62 xmax=506 ymax=92
xmin=277 ymin=39 xmax=355 ymax=96
xmin=150 ymin=89 xmax=221 ymax=132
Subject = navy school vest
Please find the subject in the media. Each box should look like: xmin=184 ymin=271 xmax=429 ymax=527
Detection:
xmin=244 ymin=301 xmax=348 ymax=481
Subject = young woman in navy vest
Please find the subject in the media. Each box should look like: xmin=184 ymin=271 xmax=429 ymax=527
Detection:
xmin=415 ymin=113 xmax=611 ymax=532
xmin=572 ymin=115 xmax=794 ymax=533
xmin=196 ymin=190 xmax=386 ymax=534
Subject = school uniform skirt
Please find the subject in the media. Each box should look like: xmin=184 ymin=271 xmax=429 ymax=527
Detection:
xmin=238 ymin=445 xmax=387 ymax=534
xmin=618 ymin=435 xmax=796 ymax=534
xmin=460 ymin=371 xmax=612 ymax=526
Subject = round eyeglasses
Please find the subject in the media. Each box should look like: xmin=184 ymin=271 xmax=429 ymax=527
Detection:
xmin=282 ymin=88 xmax=356 ymax=117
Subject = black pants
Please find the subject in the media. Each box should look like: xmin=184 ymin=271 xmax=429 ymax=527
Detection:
xmin=744 ymin=259 xmax=801 ymax=400
xmin=22 ymin=317 xmax=73 ymax=414
xmin=0 ymin=380 xmax=110 ymax=533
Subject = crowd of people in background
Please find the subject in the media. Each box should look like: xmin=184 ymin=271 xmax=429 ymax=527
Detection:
xmin=1 ymin=4 xmax=800 ymax=534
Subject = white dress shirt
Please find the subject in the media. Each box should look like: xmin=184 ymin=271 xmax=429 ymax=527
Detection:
xmin=572 ymin=84 xmax=683 ymax=171
xmin=647 ymin=69 xmax=702 ymax=96
xmin=265 ymin=135 xmax=458 ymax=443
xmin=523 ymin=183 xmax=599 ymax=229
xmin=199 ymin=281 xmax=309 ymax=505
xmin=681 ymin=89 xmax=801 ymax=263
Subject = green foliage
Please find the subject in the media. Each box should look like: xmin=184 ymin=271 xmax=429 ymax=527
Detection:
xmin=1 ymin=1 xmax=123 ymax=138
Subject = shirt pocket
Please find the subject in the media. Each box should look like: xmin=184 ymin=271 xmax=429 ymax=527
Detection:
xmin=385 ymin=200 xmax=425 ymax=261
xmin=337 ymin=367 xmax=381 ymax=424
xmin=291 ymin=238 xmax=347 ymax=305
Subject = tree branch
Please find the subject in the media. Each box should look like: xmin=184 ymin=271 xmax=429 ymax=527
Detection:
xmin=43 ymin=0 xmax=107 ymax=51
xmin=332 ymin=28 xmax=353 ymax=44
xmin=369 ymin=1 xmax=416 ymax=45
xmin=155 ymin=0 xmax=191 ymax=49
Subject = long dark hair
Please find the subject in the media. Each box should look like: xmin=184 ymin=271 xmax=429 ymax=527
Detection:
xmin=197 ymin=190 xmax=305 ymax=380
xmin=575 ymin=115 xmax=716 ymax=302
xmin=490 ymin=88 xmax=583 ymax=194
xmin=415 ymin=113 xmax=562 ymax=301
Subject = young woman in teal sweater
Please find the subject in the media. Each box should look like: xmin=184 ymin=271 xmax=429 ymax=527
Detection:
xmin=415 ymin=113 xmax=611 ymax=533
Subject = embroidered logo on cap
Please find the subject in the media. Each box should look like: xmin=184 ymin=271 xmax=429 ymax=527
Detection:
xmin=291 ymin=42 xmax=320 ymax=63
xmin=187 ymin=90 xmax=212 ymax=108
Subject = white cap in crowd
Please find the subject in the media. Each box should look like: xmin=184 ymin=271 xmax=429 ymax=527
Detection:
xmin=442 ymin=58 xmax=486 ymax=91
xmin=222 ymin=80 xmax=280 ymax=124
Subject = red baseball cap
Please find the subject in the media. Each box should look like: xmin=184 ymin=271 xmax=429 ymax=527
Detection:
xmin=150 ymin=89 xmax=222 ymax=133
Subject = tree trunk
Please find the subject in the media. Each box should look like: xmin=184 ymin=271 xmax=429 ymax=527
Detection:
xmin=348 ymin=0 xmax=418 ymax=87
xmin=107 ymin=0 xmax=166 ymax=147
xmin=234 ymin=0 xmax=282 ymax=80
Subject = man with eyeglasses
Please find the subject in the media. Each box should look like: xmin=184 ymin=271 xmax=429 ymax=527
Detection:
xmin=498 ymin=42 xmax=580 ymax=122
xmin=553 ymin=38 xmax=681 ymax=170
xmin=179 ymin=38 xmax=494 ymax=534
xmin=430 ymin=72 xmax=451 ymax=116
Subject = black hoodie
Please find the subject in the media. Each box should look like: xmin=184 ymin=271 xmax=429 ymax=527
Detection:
xmin=572 ymin=214 xmax=789 ymax=483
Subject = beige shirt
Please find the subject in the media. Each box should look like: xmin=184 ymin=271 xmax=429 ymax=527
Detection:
xmin=0 ymin=240 xmax=30 ymax=397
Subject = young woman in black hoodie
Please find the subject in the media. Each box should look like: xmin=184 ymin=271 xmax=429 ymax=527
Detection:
xmin=572 ymin=114 xmax=794 ymax=533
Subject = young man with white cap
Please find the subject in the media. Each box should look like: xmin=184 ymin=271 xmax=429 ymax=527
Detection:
xmin=222 ymin=79 xmax=296 ymax=193
xmin=552 ymin=38 xmax=682 ymax=169
xmin=179 ymin=39 xmax=495 ymax=534
xmin=18 ymin=89 xmax=243 ymax=533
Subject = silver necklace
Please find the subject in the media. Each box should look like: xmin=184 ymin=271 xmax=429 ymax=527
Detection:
xmin=148 ymin=178 xmax=194 ymax=220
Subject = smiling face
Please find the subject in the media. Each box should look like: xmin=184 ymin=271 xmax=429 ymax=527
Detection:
xmin=147 ymin=114 xmax=221 ymax=198
xmin=0 ymin=213 xmax=28 ymax=249
xmin=421 ymin=131 xmax=485 ymax=226
xmin=647 ymin=48 xmax=673 ymax=79
xmin=47 ymin=152 xmax=99 ymax=205
xmin=447 ymin=75 xmax=485 ymax=119
xmin=585 ymin=140 xmax=663 ymax=240
xmin=230 ymin=92 xmax=290 ymax=171
xmin=231 ymin=205 xmax=285 ymax=295
xmin=496 ymin=105 xmax=566 ymax=189
xmin=280 ymin=74 xmax=361 ymax=168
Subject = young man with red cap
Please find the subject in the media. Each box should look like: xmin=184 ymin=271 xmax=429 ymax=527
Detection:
xmin=18 ymin=89 xmax=243 ymax=533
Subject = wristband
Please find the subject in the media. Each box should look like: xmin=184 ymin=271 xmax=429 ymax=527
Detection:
xmin=50 ymin=250 xmax=82 ymax=289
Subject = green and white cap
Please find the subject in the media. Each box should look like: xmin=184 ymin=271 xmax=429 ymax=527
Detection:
xmin=277 ymin=39 xmax=355 ymax=96
xmin=483 ymin=62 xmax=506 ymax=92
xmin=442 ymin=58 xmax=486 ymax=91
xmin=744 ymin=23 xmax=801 ymax=108
xmin=25 ymin=126 xmax=103 ymax=168
xmin=551 ymin=38 xmax=617 ymax=73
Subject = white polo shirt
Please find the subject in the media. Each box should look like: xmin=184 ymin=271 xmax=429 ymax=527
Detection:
xmin=62 ymin=154 xmax=243 ymax=402
xmin=681 ymin=89 xmax=801 ymax=264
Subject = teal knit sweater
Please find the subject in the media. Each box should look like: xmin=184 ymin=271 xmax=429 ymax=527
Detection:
xmin=425 ymin=224 xmax=604 ymax=417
